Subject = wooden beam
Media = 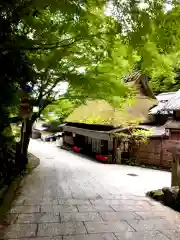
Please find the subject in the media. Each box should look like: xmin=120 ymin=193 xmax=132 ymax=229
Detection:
xmin=63 ymin=126 xmax=112 ymax=140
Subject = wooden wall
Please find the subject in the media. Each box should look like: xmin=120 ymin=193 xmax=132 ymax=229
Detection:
xmin=63 ymin=131 xmax=113 ymax=155
xmin=135 ymin=131 xmax=180 ymax=169
xmin=63 ymin=132 xmax=74 ymax=146
xmin=135 ymin=138 xmax=172 ymax=169
xmin=62 ymin=128 xmax=180 ymax=169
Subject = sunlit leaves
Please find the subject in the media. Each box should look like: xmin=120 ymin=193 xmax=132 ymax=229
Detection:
xmin=111 ymin=0 xmax=180 ymax=92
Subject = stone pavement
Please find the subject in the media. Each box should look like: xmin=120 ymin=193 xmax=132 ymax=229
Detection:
xmin=1 ymin=140 xmax=180 ymax=239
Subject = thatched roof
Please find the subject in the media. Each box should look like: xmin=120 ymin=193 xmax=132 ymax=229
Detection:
xmin=66 ymin=73 xmax=157 ymax=127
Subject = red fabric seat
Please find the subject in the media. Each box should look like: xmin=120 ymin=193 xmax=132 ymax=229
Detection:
xmin=96 ymin=155 xmax=108 ymax=161
xmin=73 ymin=146 xmax=81 ymax=152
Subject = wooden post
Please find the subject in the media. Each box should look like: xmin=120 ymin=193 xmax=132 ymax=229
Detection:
xmin=160 ymin=137 xmax=163 ymax=167
xmin=116 ymin=147 xmax=122 ymax=165
xmin=112 ymin=138 xmax=117 ymax=164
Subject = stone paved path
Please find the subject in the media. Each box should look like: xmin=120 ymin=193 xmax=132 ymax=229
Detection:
xmin=1 ymin=140 xmax=180 ymax=239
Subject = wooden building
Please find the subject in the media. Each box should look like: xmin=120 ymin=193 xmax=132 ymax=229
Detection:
xmin=66 ymin=72 xmax=157 ymax=127
xmin=62 ymin=73 xmax=180 ymax=168
xmin=62 ymin=121 xmax=172 ymax=166
xmin=63 ymin=122 xmax=157 ymax=162
xmin=62 ymin=72 xmax=160 ymax=163
xmin=163 ymin=90 xmax=180 ymax=140
xmin=133 ymin=90 xmax=180 ymax=169
xmin=63 ymin=122 xmax=115 ymax=161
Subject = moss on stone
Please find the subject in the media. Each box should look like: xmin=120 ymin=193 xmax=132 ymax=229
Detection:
xmin=0 ymin=175 xmax=22 ymax=223
xmin=0 ymin=153 xmax=40 ymax=224
xmin=147 ymin=189 xmax=164 ymax=201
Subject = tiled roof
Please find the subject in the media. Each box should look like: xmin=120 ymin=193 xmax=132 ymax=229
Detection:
xmin=110 ymin=125 xmax=166 ymax=137
xmin=149 ymin=102 xmax=173 ymax=115
xmin=156 ymin=92 xmax=176 ymax=102
xmin=138 ymin=125 xmax=166 ymax=137
xmin=163 ymin=90 xmax=180 ymax=110
xmin=164 ymin=120 xmax=180 ymax=129
xmin=149 ymin=90 xmax=179 ymax=114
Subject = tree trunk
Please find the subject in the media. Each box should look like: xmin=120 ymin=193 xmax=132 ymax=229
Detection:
xmin=17 ymin=118 xmax=33 ymax=169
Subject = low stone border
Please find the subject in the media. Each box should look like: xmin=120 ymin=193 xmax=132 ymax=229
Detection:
xmin=123 ymin=159 xmax=171 ymax=172
xmin=60 ymin=144 xmax=72 ymax=151
xmin=147 ymin=186 xmax=180 ymax=211
xmin=27 ymin=152 xmax=40 ymax=173
xmin=0 ymin=153 xmax=40 ymax=224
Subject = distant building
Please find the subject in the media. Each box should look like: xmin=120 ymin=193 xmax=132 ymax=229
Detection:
xmin=62 ymin=74 xmax=180 ymax=169
xmin=149 ymin=92 xmax=175 ymax=115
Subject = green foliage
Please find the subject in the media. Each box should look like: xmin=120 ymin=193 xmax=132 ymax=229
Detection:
xmin=3 ymin=0 xmax=180 ymax=144
xmin=0 ymin=0 xmax=36 ymax=147
xmin=112 ymin=0 xmax=180 ymax=93
xmin=42 ymin=99 xmax=81 ymax=123
xmin=112 ymin=129 xmax=151 ymax=143
xmin=11 ymin=0 xmax=137 ymax=121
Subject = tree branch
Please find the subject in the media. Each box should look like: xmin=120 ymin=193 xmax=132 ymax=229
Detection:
xmin=0 ymin=32 xmax=112 ymax=51
xmin=48 ymin=95 xmax=89 ymax=105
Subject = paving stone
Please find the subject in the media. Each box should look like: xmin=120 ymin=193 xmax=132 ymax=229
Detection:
xmin=37 ymin=222 xmax=86 ymax=236
xmin=71 ymin=193 xmax=87 ymax=199
xmin=84 ymin=221 xmax=134 ymax=233
xmin=12 ymin=198 xmax=25 ymax=206
xmin=77 ymin=205 xmax=114 ymax=212
xmin=146 ymin=205 xmax=169 ymax=212
xmin=6 ymin=237 xmax=63 ymax=240
xmin=4 ymin=213 xmax=18 ymax=224
xmin=100 ymin=195 xmax=123 ymax=199
xmin=41 ymin=205 xmax=78 ymax=213
xmin=9 ymin=205 xmax=40 ymax=214
xmin=56 ymin=194 xmax=72 ymax=199
xmin=118 ymin=200 xmax=152 ymax=207
xmin=160 ymin=230 xmax=180 ymax=239
xmin=127 ymin=219 xmax=177 ymax=231
xmin=63 ymin=233 xmax=117 ymax=240
xmin=16 ymin=213 xmax=60 ymax=223
xmin=3 ymin=141 xmax=178 ymax=240
xmin=2 ymin=223 xmax=37 ymax=238
xmin=23 ymin=199 xmax=59 ymax=205
xmin=84 ymin=195 xmax=103 ymax=200
xmin=58 ymin=199 xmax=91 ymax=205
xmin=110 ymin=205 xmax=145 ymax=212
xmin=90 ymin=200 xmax=122 ymax=205
xmin=61 ymin=212 xmax=102 ymax=222
xmin=99 ymin=211 xmax=142 ymax=221
xmin=135 ymin=211 xmax=167 ymax=220
xmin=101 ymin=195 xmax=149 ymax=200
xmin=114 ymin=230 xmax=170 ymax=239
xmin=90 ymin=199 xmax=151 ymax=206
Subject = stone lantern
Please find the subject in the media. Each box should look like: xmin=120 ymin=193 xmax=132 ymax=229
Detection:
xmin=167 ymin=140 xmax=180 ymax=187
